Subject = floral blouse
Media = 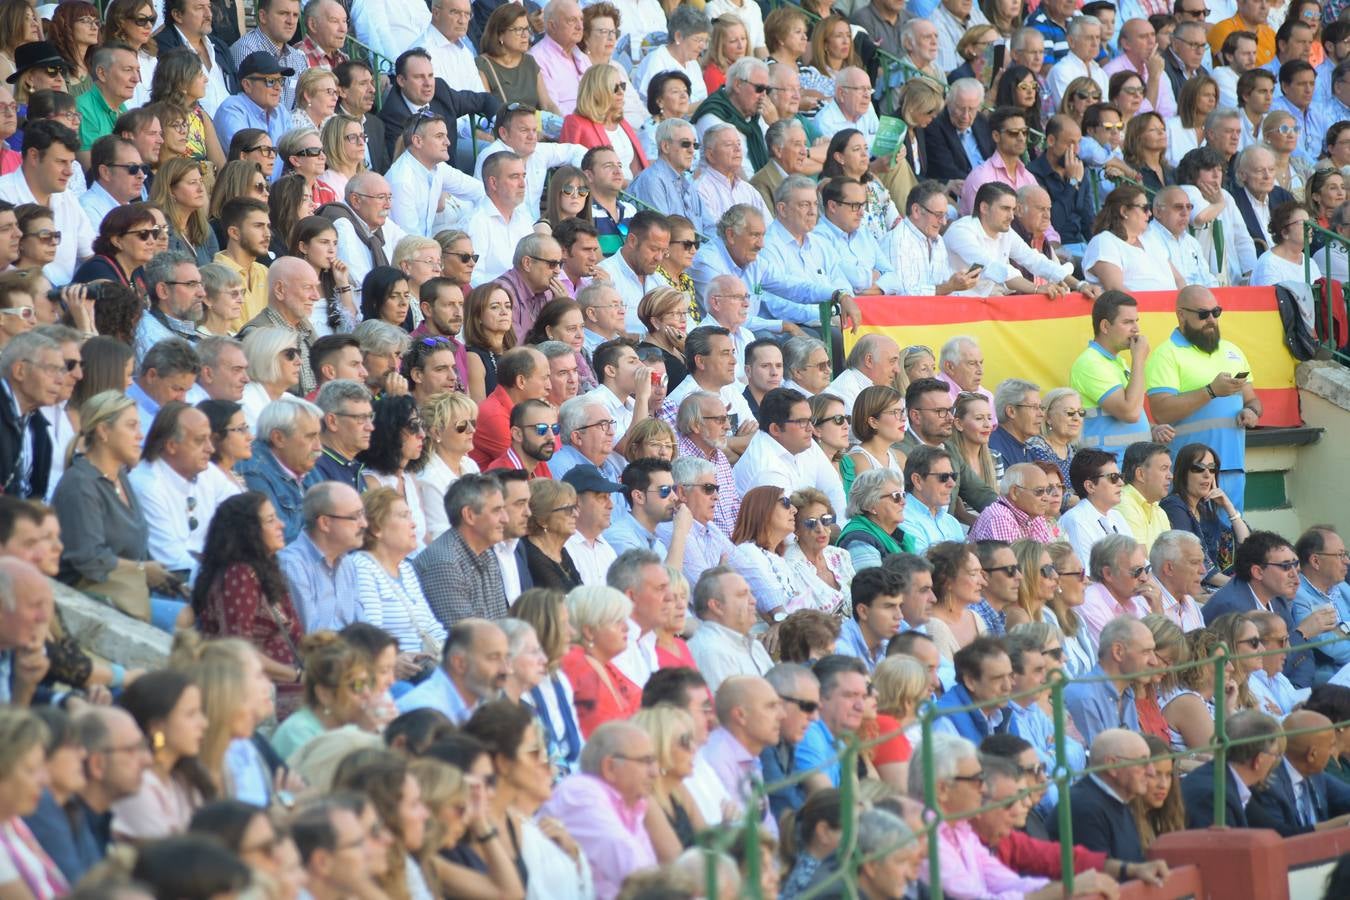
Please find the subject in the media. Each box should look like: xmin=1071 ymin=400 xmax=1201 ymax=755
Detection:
xmin=860 ymin=178 xmax=899 ymax=246
xmin=784 ymin=543 xmax=856 ymax=618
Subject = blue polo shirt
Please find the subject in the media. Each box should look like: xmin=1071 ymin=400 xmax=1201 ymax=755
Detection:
xmin=793 ymin=719 xmax=843 ymax=787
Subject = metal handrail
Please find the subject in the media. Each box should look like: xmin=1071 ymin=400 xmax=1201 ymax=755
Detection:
xmin=1303 ymin=219 xmax=1350 ymax=365
xmin=699 ymin=629 xmax=1350 ymax=899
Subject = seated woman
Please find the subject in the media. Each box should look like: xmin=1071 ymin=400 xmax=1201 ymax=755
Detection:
xmin=821 ymin=128 xmax=899 ymax=244
xmin=330 ymin=750 xmax=436 ymax=900
xmin=559 ymin=584 xmax=642 ymax=737
xmin=290 ymin=67 xmax=340 ymax=132
xmin=847 ymin=385 xmax=907 ymax=482
xmin=923 ymin=541 xmax=987 ymax=660
xmin=1129 ymin=733 xmax=1186 ymax=847
xmin=360 ymin=265 xmax=416 ymax=332
xmin=195 ymin=262 xmax=243 ymax=338
xmin=238 ymin=327 xmax=302 ymax=429
xmin=191 ymin=492 xmax=307 ymax=718
xmin=1264 ymin=109 xmax=1314 ymax=199
xmin=562 ymin=64 xmax=648 ymax=179
xmin=776 ymin=609 xmax=841 ymax=663
xmin=436 ymin=228 xmax=479 ymax=294
xmin=764 ymin=7 xmax=829 ymax=113
xmin=780 ymin=790 xmax=842 ymax=900
xmin=268 ymin=173 xmax=316 ymax=259
xmin=317 ymin=114 xmax=366 ymax=201
xmin=1307 ymin=169 xmax=1345 ymax=230
xmin=871 ymin=655 xmax=927 ymax=793
xmin=14 ymin=202 xmax=57 ymax=274
xmin=730 ymin=485 xmax=819 ymax=620
xmin=1025 ymin=387 xmax=1082 ymax=511
xmin=464 ymin=283 xmax=517 ymax=402
xmin=149 ymin=156 xmax=220 ymax=267
xmin=1160 ymin=442 xmax=1249 ymax=589
xmin=636 ymin=287 xmax=689 ymax=391
xmin=837 ymin=468 xmax=908 ymax=572
xmin=499 ymin=619 xmax=550 ymax=710
xmin=523 ymin=297 xmax=597 ymax=391
xmin=149 ymin=48 xmax=225 ymax=171
xmin=1160 ymin=627 xmax=1225 ymax=755
xmin=513 ymin=588 xmax=585 ymax=774
xmin=622 ymin=418 xmax=677 ymax=463
xmin=1250 ymin=200 xmax=1320 ymax=286
xmin=111 ymin=670 xmax=214 ymax=842
xmin=1004 ymin=539 xmax=1057 ymax=629
xmin=637 ymin=70 xmax=692 ymax=162
xmin=291 ymin=216 xmax=357 ymax=336
xmin=187 ymin=801 xmax=298 ymax=899
xmin=416 ymin=391 xmax=481 ymax=541
xmin=523 ymin=477 xmax=583 ymax=590
xmin=352 ymin=487 xmax=448 ymax=663
xmin=540 ymin=167 xmax=593 ymax=233
xmin=1165 ymin=73 xmax=1218 ymax=169
xmin=268 ymin=632 xmax=378 ymax=762
xmin=277 ymin=126 xmax=336 ymax=209
xmin=18 ymin=707 xmax=87 ymax=887
xmin=656 ymin=566 xmax=696 ymax=668
xmin=810 ymin=393 xmax=852 ymax=488
xmin=359 ymin=394 xmax=430 ymax=548
xmin=71 ymin=203 xmax=158 ymax=295
xmin=1083 ymin=184 xmax=1184 ymax=292
xmin=1211 ymin=611 xmax=1271 ymax=714
xmin=1122 ymin=112 xmax=1172 ymax=195
xmin=1044 ymin=540 xmax=1096 ymax=677
xmin=477 ymin=3 xmax=560 ymax=115
xmin=632 ymin=705 xmax=710 ymax=849
xmin=1137 ymin=614 xmax=1187 ymax=745
xmin=208 ymin=159 xmax=270 ymax=248
xmin=652 ymin=216 xmax=698 ymax=318
xmin=785 ymin=487 xmax=854 ymax=618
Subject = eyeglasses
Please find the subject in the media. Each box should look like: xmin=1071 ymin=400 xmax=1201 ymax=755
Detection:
xmin=446 ymin=251 xmax=479 ymax=264
xmin=676 ymin=139 xmax=701 ymax=150
xmin=243 ymin=144 xmax=277 ymax=157
xmin=454 ymin=419 xmax=477 ymax=433
xmin=165 ymin=279 xmax=204 ymax=290
xmin=880 ymin=491 xmax=905 ymax=504
xmin=684 ymin=482 xmax=719 ymax=495
xmin=813 ymin=414 xmax=850 ymax=426
xmin=1057 ymin=569 xmax=1087 ymax=581
xmin=352 ymin=192 xmax=393 ymax=203
xmin=612 ymin=753 xmax=658 ymax=766
xmin=1090 ymin=471 xmax=1124 ymax=484
xmin=1015 ymin=485 xmax=1051 ymax=497
xmin=123 ymin=226 xmax=165 ymax=241
xmin=983 ymin=564 xmax=1022 ymax=578
xmin=322 ymin=509 xmax=367 ymax=522
xmin=1182 ymin=305 xmax=1223 ymax=320
xmin=249 ymin=76 xmax=286 ymax=89
xmin=1118 ymin=85 xmax=1146 ymax=96
xmin=911 ymin=406 xmax=953 ymax=417
xmin=23 ymin=229 xmax=60 ymax=243
xmin=1128 ymin=564 xmax=1153 ymax=578
xmin=344 ymin=131 xmax=369 ymax=143
xmin=648 ymin=484 xmax=675 ymax=498
xmin=333 ymin=410 xmax=375 ymax=423
xmin=779 ymin=695 xmax=819 ymax=714
xmin=802 ymin=514 xmax=836 ymax=530
xmin=0 ymin=306 xmax=33 ymax=320
xmin=107 ymin=162 xmax=152 ymax=176
xmin=527 ymin=255 xmax=563 ymax=269
xmin=526 ymin=422 xmax=562 ymax=436
xmin=925 ymin=471 xmax=958 ymax=483
xmin=785 ymin=416 xmax=813 ymax=429
xmin=75 ymin=15 xmax=100 ymax=26
xmin=1000 ymin=128 xmax=1029 ymax=138
xmin=292 ymin=146 xmax=325 ymax=158
xmin=834 ymin=199 xmax=866 ymax=211
xmin=1020 ymin=761 xmax=1048 ymax=779
xmin=574 ymin=418 xmax=617 ymax=433
xmin=1261 ymin=559 xmax=1301 ymax=571
xmin=951 ymin=772 xmax=986 ymax=784
xmin=62 ymin=358 xmax=80 ymax=372
xmin=1314 ymin=550 xmax=1350 ymax=561
xmin=1237 ymin=636 xmax=1263 ymax=649
xmin=559 ymin=184 xmax=590 ymax=198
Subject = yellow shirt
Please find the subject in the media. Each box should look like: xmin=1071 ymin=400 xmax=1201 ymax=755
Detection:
xmin=1117 ymin=483 xmax=1171 ymax=551
xmin=212 ymin=251 xmax=269 ymax=328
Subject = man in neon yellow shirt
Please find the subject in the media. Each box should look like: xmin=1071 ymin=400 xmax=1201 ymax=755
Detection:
xmin=1117 ymin=440 xmax=1172 ymax=552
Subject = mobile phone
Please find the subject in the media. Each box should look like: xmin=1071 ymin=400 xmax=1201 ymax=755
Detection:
xmin=966 ymin=263 xmax=985 ymax=275
xmin=992 ymin=44 xmax=1005 ymax=73
xmin=1235 ymin=371 xmax=1250 ymax=379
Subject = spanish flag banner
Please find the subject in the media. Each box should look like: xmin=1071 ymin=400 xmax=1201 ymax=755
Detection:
xmin=845 ymin=287 xmax=1301 ymax=428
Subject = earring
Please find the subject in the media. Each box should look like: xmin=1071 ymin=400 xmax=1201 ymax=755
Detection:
xmin=152 ymin=731 xmax=166 ymax=752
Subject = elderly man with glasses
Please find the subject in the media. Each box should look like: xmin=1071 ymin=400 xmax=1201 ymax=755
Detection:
xmin=213 ymin=51 xmax=293 ymax=150
xmin=277 ymin=481 xmax=368 ymax=631
xmin=970 ymin=463 xmax=1060 ymax=544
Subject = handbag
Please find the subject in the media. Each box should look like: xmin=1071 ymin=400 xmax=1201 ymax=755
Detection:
xmin=77 ymin=559 xmax=151 ymax=621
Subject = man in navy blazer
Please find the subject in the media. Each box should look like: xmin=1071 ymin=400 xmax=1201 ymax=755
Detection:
xmin=1049 ymin=729 xmax=1151 ymax=862
xmin=1226 ymin=145 xmax=1295 ymax=255
xmin=1202 ymin=531 xmax=1328 ymax=688
xmin=155 ymin=0 xmax=240 ymax=97
xmin=923 ymin=83 xmax=995 ymax=183
xmin=1249 ymin=710 xmax=1350 ymax=836
xmin=378 ymin=47 xmax=501 ymax=169
xmin=1181 ymin=710 xmax=1282 ymax=829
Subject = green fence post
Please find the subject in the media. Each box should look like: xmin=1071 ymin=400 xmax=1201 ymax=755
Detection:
xmin=1050 ymin=674 xmax=1074 ymax=897
xmin=921 ymin=713 xmax=942 ymax=900
xmin=1213 ymin=647 xmax=1228 ymax=828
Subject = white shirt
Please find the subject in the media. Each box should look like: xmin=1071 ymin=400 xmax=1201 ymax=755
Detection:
xmin=473 ymin=140 xmax=588 ymax=219
xmin=1147 ymin=219 xmax=1218 ymax=288
xmin=686 ymin=618 xmax=773 ymax=691
xmin=333 ymin=214 xmax=407 ymax=306
xmin=1047 ymin=54 xmax=1109 ymax=107
xmin=79 ymin=182 xmax=122 ymax=233
xmin=238 ymin=381 xmax=273 ymax=431
xmin=40 ymin=401 xmax=74 ymax=502
xmin=634 ymin=44 xmax=708 ymax=106
xmin=416 ymin=23 xmax=480 ymax=91
xmin=0 ymin=170 xmax=94 ymax=285
xmin=494 ymin=537 xmax=524 ymax=605
xmin=1244 ymin=187 xmax=1272 ymax=247
xmin=611 ymin=618 xmax=658 ymax=687
xmin=813 ymin=99 xmax=879 ymax=143
xmin=1059 ymin=500 xmax=1130 ymax=568
xmin=1082 ymin=229 xmax=1178 ymax=292
xmin=131 ymin=49 xmax=157 ymax=109
xmin=585 ymin=383 xmax=637 ymax=438
xmin=350 ymin=0 xmax=432 ymax=63
xmin=386 ymin=151 xmax=483 ymax=237
xmin=732 ymin=430 xmax=846 ymax=525
xmin=704 ymin=0 xmax=766 ymax=52
xmin=943 ymin=215 xmax=1073 ymax=295
xmin=823 ymin=367 xmax=874 ymax=413
xmin=1178 ymin=184 xmax=1258 ymax=282
xmin=1213 ymin=65 xmax=1240 ymax=109
xmin=126 ymin=457 xmax=225 ymax=577
xmin=174 ymin=27 xmax=229 ymax=116
xmin=1164 ymin=118 xmax=1203 ymax=169
xmin=600 ymin=0 xmax=670 ymax=62
xmin=598 ymin=251 xmax=662 ymax=333
xmin=1251 ymin=249 xmax=1319 ymax=287
xmin=564 ymin=531 xmax=618 ymax=586
xmin=465 ymin=199 xmax=536 ymax=286
xmin=892 ymin=217 xmax=955 ymax=296
xmin=415 ymin=452 xmax=480 ymax=542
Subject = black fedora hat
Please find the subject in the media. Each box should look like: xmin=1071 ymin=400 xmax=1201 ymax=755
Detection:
xmin=7 ymin=41 xmax=70 ymax=85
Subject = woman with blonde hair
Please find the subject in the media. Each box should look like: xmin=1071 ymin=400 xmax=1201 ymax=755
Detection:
xmin=1263 ymin=108 xmax=1315 ymax=199
xmin=437 ymin=228 xmax=478 ymax=291
xmin=1136 ymin=614 xmax=1187 ymax=745
xmin=207 ymin=160 xmax=268 ymax=239
xmin=1004 ymin=539 xmax=1059 ymax=629
xmin=268 ymin=632 xmax=378 ymax=762
xmin=104 ymin=0 xmax=158 ymax=106
xmin=523 ymin=478 xmax=583 ymax=590
xmin=499 ymin=619 xmax=550 ymax=708
xmin=637 ymin=286 xmax=688 ymax=388
xmin=148 ymin=47 xmax=226 ymax=171
xmin=560 ymin=585 xmax=641 ymax=737
xmin=415 ymin=391 xmax=481 ymax=541
xmin=512 ymin=588 xmax=584 ymax=774
xmin=887 ymin=78 xmax=945 ymax=202
xmin=950 ymin=391 xmax=1002 ymax=496
xmin=871 ymin=655 xmax=926 ymax=791
xmin=810 ymin=14 xmax=861 ymax=79
xmin=291 ymin=67 xmax=339 ymax=132
xmin=562 ymin=63 xmax=648 ymax=177
xmin=623 ymin=418 xmax=676 ymax=463
xmin=1057 ymin=75 xmax=1103 ymax=122
xmin=331 ymin=750 xmax=433 ymax=900
xmin=701 ymin=14 xmax=749 ymax=94
xmin=149 ymin=156 xmax=219 ymax=266
xmin=1026 ymin=387 xmax=1083 ymax=510
xmin=278 ymin=126 xmax=336 ymax=208
xmin=0 ymin=709 xmax=68 ymax=897
xmin=318 ymin=113 xmax=368 ymax=199
xmin=238 ymin=327 xmax=301 ymax=429
xmin=631 ymin=704 xmax=709 ymax=849
xmin=656 ymin=566 xmax=695 ymax=667
xmin=0 ymin=0 xmax=41 ymax=84
xmin=1162 ymin=627 xmax=1226 ymax=756
xmin=1209 ymin=612 xmax=1269 ymax=714
xmin=1044 ymin=540 xmax=1094 ymax=677
xmin=786 ymin=487 xmax=853 ymax=619
xmin=394 ymin=236 xmax=445 ymax=316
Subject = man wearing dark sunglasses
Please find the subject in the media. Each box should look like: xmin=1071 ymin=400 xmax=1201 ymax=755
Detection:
xmin=762 ymin=661 xmax=820 ymax=818
xmin=970 ymin=463 xmax=1058 ymax=549
xmin=82 ymin=135 xmax=147 ymax=227
xmin=1079 ymin=534 xmax=1161 ymax=643
xmin=606 ymin=457 xmax=678 ymax=557
xmin=1145 ymin=284 xmax=1260 ymax=511
xmin=484 ymin=398 xmax=556 ymax=479
xmin=629 ymin=117 xmax=710 ymax=234
xmin=903 ymin=445 xmax=965 ymax=554
xmin=665 ymin=456 xmax=733 ymax=586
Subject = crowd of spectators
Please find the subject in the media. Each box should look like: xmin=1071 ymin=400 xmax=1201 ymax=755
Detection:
xmin=0 ymin=0 xmax=1349 ymax=897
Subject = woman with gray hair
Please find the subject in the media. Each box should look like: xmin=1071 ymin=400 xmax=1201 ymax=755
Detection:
xmin=837 ymin=468 xmax=908 ymax=571
xmin=196 ymin=263 xmax=244 ymax=338
xmin=1026 ymin=386 xmax=1083 ymax=510
xmin=238 ymin=327 xmax=302 ymax=430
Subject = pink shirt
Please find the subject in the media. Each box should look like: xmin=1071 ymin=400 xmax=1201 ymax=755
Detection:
xmin=969 ymin=498 xmax=1058 ymax=544
xmin=697 ymin=727 xmax=778 ymax=836
xmin=959 ymin=154 xmax=1049 ymax=236
xmin=529 ymin=35 xmax=591 ymax=115
xmin=539 ymin=773 xmax=655 ymax=900
xmin=1078 ymin=581 xmax=1148 ymax=643
xmin=1102 ymin=53 xmax=1176 ymax=119
xmin=937 ymin=373 xmax=996 ymax=425
xmin=926 ymin=819 xmax=1050 ymax=900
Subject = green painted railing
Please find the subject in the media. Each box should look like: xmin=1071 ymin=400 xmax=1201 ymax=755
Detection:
xmin=1303 ymin=219 xmax=1350 ymax=367
xmin=698 ymin=630 xmax=1350 ymax=899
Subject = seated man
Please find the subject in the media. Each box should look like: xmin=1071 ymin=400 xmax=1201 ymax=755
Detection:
xmin=968 ymin=463 xmax=1058 ymax=544
xmin=687 ymin=566 xmax=773 ymax=691
xmin=1115 ymin=440 xmax=1171 ymax=550
xmin=813 ymin=67 xmax=878 ymax=141
xmin=1062 ymin=615 xmax=1155 ymax=743
xmin=1078 ymin=534 xmax=1158 ymax=641
xmin=1249 ymin=709 xmax=1350 ymax=835
xmin=945 ymin=182 xmax=1083 ymax=298
xmin=1182 ymin=709 xmax=1281 ymax=828
xmin=1052 ymin=728 xmax=1154 ymax=862
xmin=237 ymin=396 xmax=325 ymax=542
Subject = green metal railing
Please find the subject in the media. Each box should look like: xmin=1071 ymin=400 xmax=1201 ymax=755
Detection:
xmin=1303 ymin=219 xmax=1350 ymax=367
xmin=697 ymin=630 xmax=1350 ymax=899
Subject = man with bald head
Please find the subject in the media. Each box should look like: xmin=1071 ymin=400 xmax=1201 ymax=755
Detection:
xmin=1182 ymin=709 xmax=1282 ymax=828
xmin=279 ymin=481 xmax=368 ymax=632
xmin=470 ymin=346 xmax=552 ymax=467
xmin=825 ymin=333 xmax=900 ymax=413
xmin=1149 ymin=185 xmax=1218 ymax=287
xmin=240 ymin=255 xmax=322 ymax=393
xmin=1103 ymin=19 xmax=1177 ymax=117
xmin=1054 ymin=728 xmax=1153 ymax=861
xmin=0 ymin=557 xmax=53 ymax=705
xmin=699 ymin=675 xmax=784 ymax=834
xmin=334 ymin=171 xmax=407 ymax=307
xmin=397 ymin=617 xmax=508 ymax=722
xmin=1063 ymin=615 xmax=1157 ymax=743
xmin=1028 ymin=114 xmax=1095 ymax=255
xmin=1249 ymin=710 xmax=1350 ymax=834
xmin=970 ymin=463 xmax=1058 ymax=543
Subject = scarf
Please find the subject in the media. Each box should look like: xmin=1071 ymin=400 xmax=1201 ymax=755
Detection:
xmin=837 ymin=513 xmax=903 ymax=556
xmin=693 ymin=87 xmax=769 ymax=171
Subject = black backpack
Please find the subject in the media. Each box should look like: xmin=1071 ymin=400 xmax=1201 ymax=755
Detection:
xmin=1274 ymin=283 xmax=1318 ymax=361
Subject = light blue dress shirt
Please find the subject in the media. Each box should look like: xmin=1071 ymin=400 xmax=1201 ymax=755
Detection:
xmin=629 ymin=158 xmax=711 ymax=236
xmin=1062 ymin=664 xmax=1140 ymax=745
xmin=903 ymin=495 xmax=966 ymax=554
xmin=212 ymin=92 xmax=290 ymax=151
xmin=756 ymin=220 xmax=845 ymax=325
xmin=959 ymin=129 xmax=984 ymax=169
xmin=810 ymin=216 xmax=906 ymax=294
xmin=1270 ymin=95 xmax=1323 ymax=162
xmin=277 ymin=531 xmax=363 ymax=633
xmin=396 ymin=665 xmax=476 ymax=723
xmin=1292 ymin=574 xmax=1350 ymax=676
xmin=604 ymin=512 xmax=668 ymax=557
xmin=687 ymin=240 xmax=787 ymax=333
xmin=835 ymin=618 xmax=888 ymax=673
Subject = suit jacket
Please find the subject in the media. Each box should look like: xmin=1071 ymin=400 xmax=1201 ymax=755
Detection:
xmin=513 ymin=538 xmax=534 ymax=595
xmin=1202 ymin=578 xmax=1315 ymax=687
xmin=1226 ymin=182 xmax=1294 ymax=256
xmin=377 ymin=80 xmax=501 ymax=167
xmin=1248 ymin=760 xmax=1350 ymax=836
xmin=1182 ymin=759 xmax=1249 ymax=829
xmin=154 ymin=23 xmax=239 ymax=96
xmin=0 ymin=384 xmax=51 ymax=500
xmin=923 ymin=108 xmax=995 ymax=182
xmin=1052 ymin=776 xmax=1146 ymax=862
xmin=750 ymin=161 xmax=786 ymax=211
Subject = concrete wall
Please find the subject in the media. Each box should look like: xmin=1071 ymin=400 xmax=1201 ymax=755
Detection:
xmin=1291 ymin=362 xmax=1350 ymax=533
xmin=54 ymin=579 xmax=171 ymax=670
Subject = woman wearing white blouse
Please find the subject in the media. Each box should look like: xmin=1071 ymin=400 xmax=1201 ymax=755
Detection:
xmin=1250 ymin=201 xmax=1321 ymax=287
xmin=729 ymin=486 xmax=816 ymax=621
xmin=1083 ymin=185 xmax=1185 ymax=293
xmin=351 ymin=489 xmax=447 ymax=658
xmin=360 ymin=394 xmax=430 ymax=549
xmin=415 ymin=391 xmax=481 ymax=541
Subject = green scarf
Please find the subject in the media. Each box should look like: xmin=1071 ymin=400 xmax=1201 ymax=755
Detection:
xmin=693 ymin=87 xmax=769 ymax=171
xmin=837 ymin=513 xmax=904 ymax=556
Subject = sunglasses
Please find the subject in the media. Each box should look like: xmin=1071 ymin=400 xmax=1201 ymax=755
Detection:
xmin=779 ymin=695 xmax=819 ymax=714
xmin=926 ymin=471 xmax=958 ymax=483
xmin=1039 ymin=563 xmax=1059 ymax=578
xmin=292 ymin=146 xmax=325 ymax=158
xmin=814 ymin=414 xmax=850 ymax=426
xmin=1237 ymin=636 xmax=1263 ymax=649
xmin=23 ymin=229 xmax=60 ymax=243
xmin=249 ymin=76 xmax=286 ymax=89
xmin=1016 ymin=485 xmax=1051 ymax=497
xmin=446 ymin=251 xmax=480 ymax=264
xmin=676 ymin=139 xmax=700 ymax=150
xmin=1059 ymin=408 xmax=1087 ymax=418
xmin=454 ymin=419 xmax=476 ymax=433
xmin=1189 ymin=462 xmax=1218 ymax=473
xmin=684 ymin=483 xmax=719 ymax=495
xmin=0 ymin=306 xmax=34 ymax=320
xmin=124 ymin=226 xmax=165 ymax=241
xmin=777 ymin=495 xmax=793 ymax=509
xmin=802 ymin=514 xmax=837 ymax=530
xmin=1182 ymin=305 xmax=1223 ymax=320
xmin=244 ymin=144 xmax=278 ymax=157
xmin=648 ymin=484 xmax=675 ymax=498
xmin=1057 ymin=569 xmax=1087 ymax=581
xmin=881 ymin=491 xmax=905 ymax=504
xmin=526 ymin=422 xmax=562 ymax=436
xmin=1091 ymin=471 xmax=1124 ymax=484
xmin=527 ymin=255 xmax=563 ymax=269
xmin=1128 ymin=564 xmax=1153 ymax=578
xmin=559 ymin=184 xmax=590 ymax=198
xmin=984 ymin=564 xmax=1021 ymax=578
xmin=127 ymin=14 xmax=156 ymax=26
xmin=747 ymin=82 xmax=770 ymax=93
xmin=670 ymin=238 xmax=702 ymax=251
xmin=108 ymin=162 xmax=152 ymax=176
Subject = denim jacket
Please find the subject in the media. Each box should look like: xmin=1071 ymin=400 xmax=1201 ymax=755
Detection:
xmin=236 ymin=441 xmax=322 ymax=543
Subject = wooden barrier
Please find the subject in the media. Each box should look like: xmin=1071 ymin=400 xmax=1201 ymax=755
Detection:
xmin=1118 ymin=863 xmax=1206 ymax=899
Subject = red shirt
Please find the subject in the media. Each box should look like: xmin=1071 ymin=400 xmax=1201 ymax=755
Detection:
xmin=872 ymin=714 xmax=913 ymax=766
xmin=1137 ymin=690 xmax=1171 ymax=744
xmin=559 ymin=644 xmax=642 ymax=738
xmin=470 ymin=385 xmax=515 ymax=467
xmin=655 ymin=637 xmax=695 ymax=669
xmin=991 ymin=829 xmax=1107 ymax=879
xmin=485 ymin=448 xmax=552 ymax=480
